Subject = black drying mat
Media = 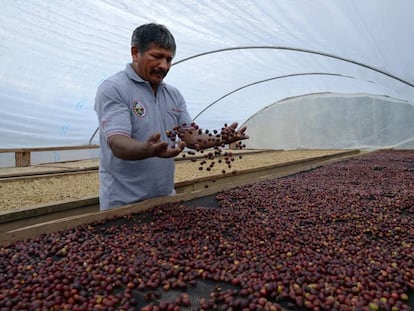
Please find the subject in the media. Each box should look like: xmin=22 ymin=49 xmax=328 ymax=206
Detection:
xmin=181 ymin=194 xmax=220 ymax=208
xmin=91 ymin=210 xmax=155 ymax=231
xmin=130 ymin=279 xmax=317 ymax=311
xmin=132 ymin=279 xmax=237 ymax=310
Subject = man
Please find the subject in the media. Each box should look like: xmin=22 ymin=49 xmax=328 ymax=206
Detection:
xmin=95 ymin=23 xmax=248 ymax=210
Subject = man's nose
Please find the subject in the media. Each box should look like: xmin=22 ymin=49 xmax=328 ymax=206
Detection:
xmin=159 ymin=58 xmax=170 ymax=70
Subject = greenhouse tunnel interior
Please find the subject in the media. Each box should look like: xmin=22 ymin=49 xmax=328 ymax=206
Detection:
xmin=1 ymin=0 xmax=413 ymax=167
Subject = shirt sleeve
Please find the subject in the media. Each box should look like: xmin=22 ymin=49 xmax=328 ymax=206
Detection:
xmin=94 ymin=80 xmax=132 ymax=141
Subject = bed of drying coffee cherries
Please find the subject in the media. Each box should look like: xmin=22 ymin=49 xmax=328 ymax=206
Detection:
xmin=0 ymin=150 xmax=413 ymax=311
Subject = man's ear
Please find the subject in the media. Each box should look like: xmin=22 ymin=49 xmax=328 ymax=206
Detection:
xmin=131 ymin=46 xmax=140 ymax=59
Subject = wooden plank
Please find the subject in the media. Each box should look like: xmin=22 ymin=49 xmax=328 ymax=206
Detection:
xmin=0 ymin=144 xmax=99 ymax=167
xmin=0 ymin=196 xmax=99 ymax=224
xmin=0 ymin=191 xmax=208 ymax=244
xmin=0 ymin=144 xmax=99 ymax=153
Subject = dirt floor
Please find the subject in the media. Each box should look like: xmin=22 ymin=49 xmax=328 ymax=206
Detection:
xmin=0 ymin=149 xmax=349 ymax=212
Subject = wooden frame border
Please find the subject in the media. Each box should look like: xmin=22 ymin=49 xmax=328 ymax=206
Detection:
xmin=0 ymin=145 xmax=99 ymax=167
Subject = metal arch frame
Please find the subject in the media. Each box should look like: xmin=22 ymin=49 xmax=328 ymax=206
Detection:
xmin=192 ymin=72 xmax=358 ymax=121
xmin=173 ymin=46 xmax=414 ymax=88
xmin=88 ymin=45 xmax=414 ymax=145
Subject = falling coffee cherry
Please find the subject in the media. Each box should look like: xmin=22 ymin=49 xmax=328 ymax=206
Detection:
xmin=170 ymin=122 xmax=248 ymax=182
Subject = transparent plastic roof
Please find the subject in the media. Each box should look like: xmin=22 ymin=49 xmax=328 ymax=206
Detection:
xmin=1 ymin=0 xmax=413 ymax=148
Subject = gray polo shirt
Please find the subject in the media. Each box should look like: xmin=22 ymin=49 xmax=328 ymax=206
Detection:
xmin=94 ymin=64 xmax=192 ymax=210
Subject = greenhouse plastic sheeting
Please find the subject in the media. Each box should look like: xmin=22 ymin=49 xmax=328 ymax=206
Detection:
xmin=245 ymin=93 xmax=414 ymax=150
xmin=1 ymin=0 xmax=413 ymax=150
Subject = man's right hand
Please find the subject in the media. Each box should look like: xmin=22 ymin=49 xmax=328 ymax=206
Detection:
xmin=147 ymin=133 xmax=185 ymax=158
xmin=107 ymin=133 xmax=185 ymax=160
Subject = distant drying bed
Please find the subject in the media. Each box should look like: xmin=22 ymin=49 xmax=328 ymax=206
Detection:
xmin=0 ymin=150 xmax=346 ymax=212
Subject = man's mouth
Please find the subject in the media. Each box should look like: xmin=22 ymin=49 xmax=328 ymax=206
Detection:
xmin=151 ymin=70 xmax=166 ymax=78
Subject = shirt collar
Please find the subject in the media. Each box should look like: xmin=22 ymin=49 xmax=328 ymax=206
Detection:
xmin=125 ymin=63 xmax=144 ymax=83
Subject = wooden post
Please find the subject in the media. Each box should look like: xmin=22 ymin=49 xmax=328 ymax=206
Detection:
xmin=15 ymin=151 xmax=31 ymax=167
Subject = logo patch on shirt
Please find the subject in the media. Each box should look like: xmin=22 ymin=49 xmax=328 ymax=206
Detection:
xmin=132 ymin=100 xmax=146 ymax=117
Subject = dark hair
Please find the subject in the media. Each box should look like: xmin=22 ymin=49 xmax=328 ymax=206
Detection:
xmin=131 ymin=23 xmax=176 ymax=56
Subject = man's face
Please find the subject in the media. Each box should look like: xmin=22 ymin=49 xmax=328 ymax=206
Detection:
xmin=131 ymin=43 xmax=174 ymax=87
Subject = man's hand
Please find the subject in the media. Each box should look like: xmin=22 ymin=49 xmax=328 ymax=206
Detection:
xmin=107 ymin=133 xmax=185 ymax=160
xmin=220 ymin=122 xmax=249 ymax=144
xmin=147 ymin=133 xmax=185 ymax=158
xmin=174 ymin=122 xmax=248 ymax=151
